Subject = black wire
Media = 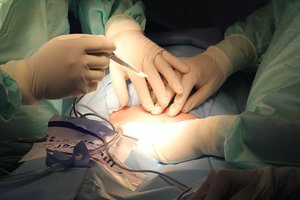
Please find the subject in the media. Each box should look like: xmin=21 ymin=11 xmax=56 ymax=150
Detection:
xmin=71 ymin=96 xmax=84 ymax=117
xmin=71 ymin=98 xmax=78 ymax=117
xmin=102 ymin=140 xmax=192 ymax=199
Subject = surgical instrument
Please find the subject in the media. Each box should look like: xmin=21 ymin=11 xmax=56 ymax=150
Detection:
xmin=110 ymin=53 xmax=148 ymax=78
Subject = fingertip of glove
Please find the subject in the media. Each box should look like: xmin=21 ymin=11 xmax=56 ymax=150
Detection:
xmin=143 ymin=104 xmax=155 ymax=112
xmin=151 ymin=106 xmax=164 ymax=115
xmin=118 ymin=98 xmax=129 ymax=109
xmin=168 ymin=104 xmax=181 ymax=117
xmin=181 ymin=105 xmax=191 ymax=114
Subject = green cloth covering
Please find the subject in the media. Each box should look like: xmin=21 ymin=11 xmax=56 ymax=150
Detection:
xmin=224 ymin=0 xmax=300 ymax=167
xmin=0 ymin=0 xmax=145 ymax=172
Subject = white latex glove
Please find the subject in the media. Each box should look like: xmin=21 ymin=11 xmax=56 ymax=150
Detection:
xmin=168 ymin=34 xmax=256 ymax=116
xmin=1 ymin=34 xmax=115 ymax=104
xmin=105 ymin=15 xmax=189 ymax=113
xmin=120 ymin=115 xmax=236 ymax=164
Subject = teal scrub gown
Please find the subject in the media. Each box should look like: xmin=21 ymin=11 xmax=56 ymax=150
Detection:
xmin=0 ymin=0 xmax=145 ymax=172
xmin=223 ymin=0 xmax=300 ymax=167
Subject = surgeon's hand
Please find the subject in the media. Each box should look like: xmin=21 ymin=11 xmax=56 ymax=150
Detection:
xmin=167 ymin=49 xmax=230 ymax=116
xmin=189 ymin=166 xmax=300 ymax=200
xmin=120 ymin=115 xmax=236 ymax=164
xmin=168 ymin=35 xmax=257 ymax=116
xmin=1 ymin=34 xmax=115 ymax=104
xmin=105 ymin=15 xmax=189 ymax=113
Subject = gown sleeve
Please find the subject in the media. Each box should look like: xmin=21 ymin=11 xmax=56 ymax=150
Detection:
xmin=224 ymin=2 xmax=275 ymax=69
xmin=0 ymin=69 xmax=22 ymax=122
xmin=69 ymin=0 xmax=146 ymax=34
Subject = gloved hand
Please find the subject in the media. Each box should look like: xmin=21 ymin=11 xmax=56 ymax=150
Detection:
xmin=189 ymin=166 xmax=300 ymax=200
xmin=167 ymin=34 xmax=256 ymax=116
xmin=120 ymin=115 xmax=236 ymax=163
xmin=1 ymin=34 xmax=115 ymax=104
xmin=105 ymin=14 xmax=189 ymax=113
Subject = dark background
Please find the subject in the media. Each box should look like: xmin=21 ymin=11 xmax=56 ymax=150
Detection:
xmin=142 ymin=0 xmax=270 ymax=33
xmin=69 ymin=0 xmax=270 ymax=35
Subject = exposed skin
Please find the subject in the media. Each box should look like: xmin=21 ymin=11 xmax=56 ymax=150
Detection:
xmin=110 ymin=105 xmax=197 ymax=125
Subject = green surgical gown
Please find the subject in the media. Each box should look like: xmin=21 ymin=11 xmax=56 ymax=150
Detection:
xmin=223 ymin=0 xmax=300 ymax=167
xmin=0 ymin=0 xmax=145 ymax=172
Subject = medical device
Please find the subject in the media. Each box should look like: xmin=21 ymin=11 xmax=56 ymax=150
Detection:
xmin=0 ymin=96 xmax=191 ymax=200
xmin=110 ymin=53 xmax=148 ymax=78
xmin=71 ymin=96 xmax=191 ymax=199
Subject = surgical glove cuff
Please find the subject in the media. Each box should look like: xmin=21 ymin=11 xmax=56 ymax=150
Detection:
xmin=1 ymin=60 xmax=37 ymax=105
xmin=105 ymin=14 xmax=143 ymax=38
xmin=215 ymin=34 xmax=257 ymax=73
xmin=203 ymin=46 xmax=234 ymax=78
xmin=197 ymin=115 xmax=237 ymax=157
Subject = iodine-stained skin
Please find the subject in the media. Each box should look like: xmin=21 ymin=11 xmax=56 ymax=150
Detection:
xmin=110 ymin=105 xmax=197 ymax=125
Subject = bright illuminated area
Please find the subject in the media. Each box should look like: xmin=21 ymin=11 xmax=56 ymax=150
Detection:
xmin=110 ymin=105 xmax=197 ymax=125
xmin=109 ymin=105 xmax=198 ymax=158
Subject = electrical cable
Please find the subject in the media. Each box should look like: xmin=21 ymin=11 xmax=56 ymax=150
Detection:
xmin=73 ymin=96 xmax=192 ymax=200
xmin=0 ymin=96 xmax=192 ymax=199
